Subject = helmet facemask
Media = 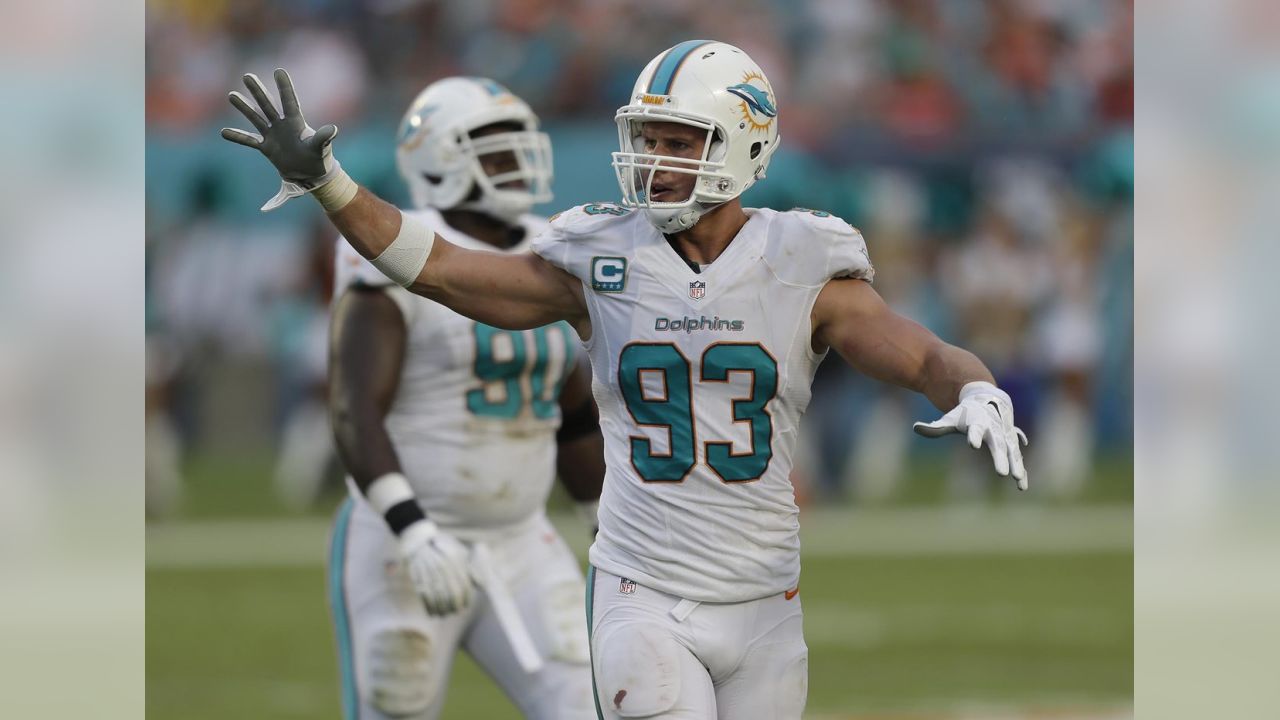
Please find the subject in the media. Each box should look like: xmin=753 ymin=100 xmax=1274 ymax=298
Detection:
xmin=455 ymin=125 xmax=553 ymax=224
xmin=612 ymin=109 xmax=738 ymax=234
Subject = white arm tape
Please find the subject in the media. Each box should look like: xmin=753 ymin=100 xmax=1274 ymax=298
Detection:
xmin=366 ymin=472 xmax=415 ymax=516
xmin=371 ymin=211 xmax=436 ymax=288
xmin=311 ymin=167 xmax=359 ymax=212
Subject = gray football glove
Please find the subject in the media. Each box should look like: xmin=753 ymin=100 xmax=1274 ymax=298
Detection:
xmin=221 ymin=68 xmax=343 ymax=211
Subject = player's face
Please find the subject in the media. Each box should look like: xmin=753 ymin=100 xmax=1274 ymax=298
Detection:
xmin=471 ymin=123 xmax=525 ymax=189
xmin=637 ymin=121 xmax=707 ymax=203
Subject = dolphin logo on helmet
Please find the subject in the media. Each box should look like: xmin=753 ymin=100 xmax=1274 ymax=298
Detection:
xmin=726 ymin=82 xmax=777 ymax=119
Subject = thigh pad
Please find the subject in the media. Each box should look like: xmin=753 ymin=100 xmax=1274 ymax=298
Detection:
xmin=593 ymin=622 xmax=682 ymax=718
xmin=365 ymin=628 xmax=435 ymax=717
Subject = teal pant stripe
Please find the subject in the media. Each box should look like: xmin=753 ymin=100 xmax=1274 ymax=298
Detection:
xmin=586 ymin=565 xmax=604 ymax=720
xmin=328 ymin=498 xmax=359 ymax=719
xmin=647 ymin=40 xmax=713 ymax=95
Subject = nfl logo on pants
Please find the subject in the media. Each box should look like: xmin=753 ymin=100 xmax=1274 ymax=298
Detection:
xmin=689 ymin=281 xmax=706 ymax=300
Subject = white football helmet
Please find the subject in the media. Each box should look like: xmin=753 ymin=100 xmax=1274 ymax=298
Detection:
xmin=396 ymin=77 xmax=552 ymax=223
xmin=613 ymin=40 xmax=781 ymax=233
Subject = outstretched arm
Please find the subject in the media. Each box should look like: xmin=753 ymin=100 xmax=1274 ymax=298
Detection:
xmin=326 ymin=187 xmax=586 ymax=330
xmin=812 ymin=278 xmax=992 ymax=411
xmin=221 ymin=69 xmax=586 ymax=331
xmin=812 ymin=278 xmax=1028 ymax=488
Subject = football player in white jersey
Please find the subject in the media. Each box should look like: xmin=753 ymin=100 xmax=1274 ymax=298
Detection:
xmin=224 ymin=41 xmax=1029 ymax=720
xmin=324 ymin=77 xmax=603 ymax=720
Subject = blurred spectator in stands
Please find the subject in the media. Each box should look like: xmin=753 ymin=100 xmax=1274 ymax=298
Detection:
xmin=843 ymin=170 xmax=935 ymax=501
xmin=939 ymin=160 xmax=1056 ymax=499
xmin=271 ymin=219 xmax=339 ymax=511
xmin=1035 ymin=191 xmax=1104 ymax=499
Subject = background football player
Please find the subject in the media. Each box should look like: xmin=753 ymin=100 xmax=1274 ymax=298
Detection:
xmin=325 ymin=77 xmax=603 ymax=720
xmin=223 ymin=43 xmax=1028 ymax=720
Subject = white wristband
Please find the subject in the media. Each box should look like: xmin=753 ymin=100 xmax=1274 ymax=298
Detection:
xmin=372 ymin=211 xmax=436 ymax=288
xmin=366 ymin=472 xmax=415 ymax=516
xmin=311 ymin=167 xmax=359 ymax=212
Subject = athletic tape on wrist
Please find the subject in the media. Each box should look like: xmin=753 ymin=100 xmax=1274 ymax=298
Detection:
xmin=372 ymin=211 xmax=436 ymax=288
xmin=311 ymin=167 xmax=359 ymax=212
xmin=366 ymin=472 xmax=426 ymax=535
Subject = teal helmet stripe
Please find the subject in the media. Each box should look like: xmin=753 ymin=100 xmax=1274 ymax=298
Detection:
xmin=647 ymin=40 xmax=714 ymax=95
xmin=468 ymin=77 xmax=508 ymax=96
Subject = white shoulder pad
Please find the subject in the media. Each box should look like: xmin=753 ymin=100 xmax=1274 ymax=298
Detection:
xmin=760 ymin=208 xmax=875 ymax=288
xmin=530 ymin=203 xmax=637 ymax=280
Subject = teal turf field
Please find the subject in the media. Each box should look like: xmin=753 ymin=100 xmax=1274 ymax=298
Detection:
xmin=146 ymin=456 xmax=1132 ymax=719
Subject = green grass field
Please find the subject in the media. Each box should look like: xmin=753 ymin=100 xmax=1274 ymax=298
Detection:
xmin=147 ymin=454 xmax=1132 ymax=718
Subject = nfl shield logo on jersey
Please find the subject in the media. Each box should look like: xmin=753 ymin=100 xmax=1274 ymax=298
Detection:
xmin=689 ymin=280 xmax=706 ymax=300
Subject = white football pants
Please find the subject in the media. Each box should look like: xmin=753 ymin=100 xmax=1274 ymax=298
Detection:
xmin=587 ymin=567 xmax=808 ymax=719
xmin=327 ymin=498 xmax=595 ymax=719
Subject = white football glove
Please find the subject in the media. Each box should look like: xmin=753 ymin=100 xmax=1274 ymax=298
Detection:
xmin=397 ymin=520 xmax=474 ymax=616
xmin=913 ymin=381 xmax=1030 ymax=490
xmin=221 ymin=68 xmax=345 ymax=211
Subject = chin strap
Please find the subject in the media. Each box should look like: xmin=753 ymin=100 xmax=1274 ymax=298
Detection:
xmin=648 ymin=199 xmax=727 ymax=234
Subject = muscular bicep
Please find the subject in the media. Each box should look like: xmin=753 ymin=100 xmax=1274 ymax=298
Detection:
xmin=412 ymin=240 xmax=588 ymax=333
xmin=328 ymin=193 xmax=587 ymax=333
xmin=811 ymin=278 xmax=942 ymax=393
xmin=328 ymin=286 xmax=406 ymax=485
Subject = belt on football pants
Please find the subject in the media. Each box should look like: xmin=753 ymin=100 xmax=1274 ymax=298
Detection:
xmin=469 ymin=542 xmax=544 ymax=674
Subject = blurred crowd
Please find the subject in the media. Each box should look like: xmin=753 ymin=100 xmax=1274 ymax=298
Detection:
xmin=146 ymin=0 xmax=1132 ymax=144
xmin=145 ymin=0 xmax=1133 ymax=513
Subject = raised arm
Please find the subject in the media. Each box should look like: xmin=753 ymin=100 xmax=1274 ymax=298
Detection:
xmin=812 ymin=278 xmax=1028 ymax=488
xmin=221 ymin=69 xmax=586 ymax=332
xmin=326 ymin=187 xmax=586 ymax=330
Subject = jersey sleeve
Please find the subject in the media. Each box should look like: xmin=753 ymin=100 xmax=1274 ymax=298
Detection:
xmin=825 ymin=224 xmax=874 ymax=283
xmin=530 ymin=203 xmax=635 ymax=282
xmin=762 ymin=209 xmax=875 ymax=287
xmin=333 ymin=238 xmax=417 ymax=323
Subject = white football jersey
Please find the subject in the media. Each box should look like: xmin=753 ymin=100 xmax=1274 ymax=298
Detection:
xmin=334 ymin=208 xmax=579 ymax=535
xmin=532 ymin=203 xmax=873 ymax=602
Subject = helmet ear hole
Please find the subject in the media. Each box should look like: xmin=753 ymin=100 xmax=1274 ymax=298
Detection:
xmin=422 ymin=173 xmax=444 ymax=185
xmin=749 ymin=142 xmax=762 ymax=160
